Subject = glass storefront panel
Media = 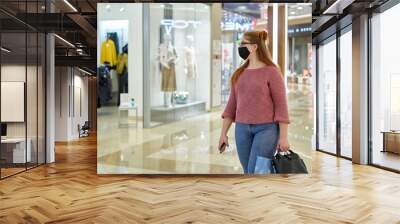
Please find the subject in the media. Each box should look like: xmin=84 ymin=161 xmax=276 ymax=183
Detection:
xmin=1 ymin=31 xmax=28 ymax=177
xmin=220 ymin=9 xmax=255 ymax=104
xmin=318 ymin=37 xmax=337 ymax=154
xmin=371 ymin=4 xmax=400 ymax=171
xmin=340 ymin=29 xmax=352 ymax=158
xmin=148 ymin=3 xmax=211 ymax=126
xmin=0 ymin=2 xmax=46 ymax=178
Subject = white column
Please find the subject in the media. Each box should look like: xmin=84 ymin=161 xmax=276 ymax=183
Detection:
xmin=352 ymin=14 xmax=369 ymax=164
xmin=46 ymin=33 xmax=55 ymax=163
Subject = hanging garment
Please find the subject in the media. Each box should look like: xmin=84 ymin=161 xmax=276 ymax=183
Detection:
xmin=159 ymin=42 xmax=177 ymax=92
xmin=100 ymin=39 xmax=117 ymax=66
xmin=116 ymin=53 xmax=129 ymax=105
xmin=184 ymin=46 xmax=197 ymax=79
xmin=107 ymin=32 xmax=120 ymax=55
xmin=116 ymin=53 xmax=128 ymax=76
xmin=97 ymin=66 xmax=113 ymax=106
xmin=161 ymin=62 xmax=176 ymax=92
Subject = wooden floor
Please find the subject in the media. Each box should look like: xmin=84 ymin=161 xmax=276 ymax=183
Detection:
xmin=1 ymin=135 xmax=400 ymax=224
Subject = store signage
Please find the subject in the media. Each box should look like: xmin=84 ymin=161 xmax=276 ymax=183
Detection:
xmin=221 ymin=21 xmax=252 ymax=31
xmin=288 ymin=25 xmax=312 ymax=37
xmin=161 ymin=19 xmax=202 ymax=35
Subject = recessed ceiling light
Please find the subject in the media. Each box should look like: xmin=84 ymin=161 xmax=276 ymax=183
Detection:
xmin=237 ymin=6 xmax=247 ymax=11
xmin=63 ymin=0 xmax=78 ymax=12
xmin=54 ymin=34 xmax=75 ymax=48
xmin=1 ymin=47 xmax=11 ymax=53
xmin=120 ymin=7 xmax=125 ymax=12
xmin=41 ymin=5 xmax=46 ymax=10
xmin=298 ymin=6 xmax=303 ymax=10
xmin=160 ymin=4 xmax=165 ymax=8
xmin=106 ymin=4 xmax=111 ymax=9
xmin=290 ymin=11 xmax=296 ymax=15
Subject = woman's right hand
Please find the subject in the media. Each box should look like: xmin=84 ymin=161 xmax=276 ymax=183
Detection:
xmin=218 ymin=135 xmax=229 ymax=153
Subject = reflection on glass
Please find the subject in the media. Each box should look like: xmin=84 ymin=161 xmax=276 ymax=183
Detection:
xmin=340 ymin=30 xmax=352 ymax=158
xmin=371 ymin=4 xmax=400 ymax=171
xmin=1 ymin=32 xmax=28 ymax=177
xmin=318 ymin=38 xmax=337 ymax=154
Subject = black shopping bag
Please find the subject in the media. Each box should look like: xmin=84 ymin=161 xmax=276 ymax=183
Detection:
xmin=272 ymin=150 xmax=308 ymax=174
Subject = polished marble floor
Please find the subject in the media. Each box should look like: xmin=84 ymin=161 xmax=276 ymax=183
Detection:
xmin=97 ymin=82 xmax=314 ymax=174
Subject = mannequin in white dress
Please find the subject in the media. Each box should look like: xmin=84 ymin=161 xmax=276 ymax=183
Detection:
xmin=184 ymin=36 xmax=197 ymax=103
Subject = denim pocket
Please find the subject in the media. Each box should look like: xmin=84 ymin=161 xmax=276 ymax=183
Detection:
xmin=254 ymin=156 xmax=276 ymax=174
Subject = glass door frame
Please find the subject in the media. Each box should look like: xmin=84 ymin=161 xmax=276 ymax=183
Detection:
xmin=315 ymin=24 xmax=352 ymax=161
xmin=0 ymin=3 xmax=48 ymax=180
xmin=367 ymin=1 xmax=400 ymax=173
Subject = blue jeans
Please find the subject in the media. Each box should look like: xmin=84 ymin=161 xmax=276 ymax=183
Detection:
xmin=235 ymin=122 xmax=279 ymax=174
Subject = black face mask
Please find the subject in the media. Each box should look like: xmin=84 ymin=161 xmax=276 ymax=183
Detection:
xmin=238 ymin=46 xmax=250 ymax=60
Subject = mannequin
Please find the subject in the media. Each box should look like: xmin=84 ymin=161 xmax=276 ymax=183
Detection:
xmin=184 ymin=36 xmax=197 ymax=79
xmin=159 ymin=34 xmax=178 ymax=107
xmin=184 ymin=35 xmax=197 ymax=103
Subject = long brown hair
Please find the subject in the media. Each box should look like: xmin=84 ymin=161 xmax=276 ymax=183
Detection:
xmin=231 ymin=30 xmax=276 ymax=85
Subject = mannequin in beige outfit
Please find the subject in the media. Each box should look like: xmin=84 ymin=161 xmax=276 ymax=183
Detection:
xmin=159 ymin=35 xmax=178 ymax=107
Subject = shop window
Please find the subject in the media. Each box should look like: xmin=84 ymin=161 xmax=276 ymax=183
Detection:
xmin=371 ymin=3 xmax=400 ymax=171
xmin=317 ymin=36 xmax=337 ymax=154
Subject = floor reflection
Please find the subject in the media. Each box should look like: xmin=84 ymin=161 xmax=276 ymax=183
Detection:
xmin=97 ymin=82 xmax=314 ymax=174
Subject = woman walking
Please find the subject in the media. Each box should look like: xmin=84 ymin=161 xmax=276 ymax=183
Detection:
xmin=219 ymin=30 xmax=290 ymax=174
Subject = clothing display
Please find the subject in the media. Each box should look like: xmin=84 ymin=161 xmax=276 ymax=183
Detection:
xmin=222 ymin=65 xmax=290 ymax=124
xmin=100 ymin=39 xmax=117 ymax=66
xmin=116 ymin=52 xmax=128 ymax=105
xmin=107 ymin=32 xmax=120 ymax=55
xmin=184 ymin=46 xmax=197 ymax=79
xmin=116 ymin=52 xmax=128 ymax=75
xmin=159 ymin=42 xmax=177 ymax=92
xmin=161 ymin=62 xmax=177 ymax=92
xmin=97 ymin=66 xmax=113 ymax=107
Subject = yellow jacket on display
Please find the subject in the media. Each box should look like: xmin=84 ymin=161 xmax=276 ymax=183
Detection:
xmin=100 ymin=39 xmax=117 ymax=66
xmin=116 ymin=53 xmax=128 ymax=75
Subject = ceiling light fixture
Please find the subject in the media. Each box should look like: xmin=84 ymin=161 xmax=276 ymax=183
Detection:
xmin=290 ymin=11 xmax=296 ymax=15
xmin=106 ymin=4 xmax=111 ymax=9
xmin=63 ymin=0 xmax=78 ymax=12
xmin=298 ymin=6 xmax=303 ymax=10
xmin=54 ymin=34 xmax=75 ymax=48
xmin=323 ymin=0 xmax=353 ymax=15
xmin=120 ymin=7 xmax=125 ymax=12
xmin=1 ymin=47 xmax=11 ymax=53
xmin=78 ymin=67 xmax=92 ymax=76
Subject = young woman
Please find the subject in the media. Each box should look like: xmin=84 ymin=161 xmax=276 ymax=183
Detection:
xmin=218 ymin=30 xmax=290 ymax=174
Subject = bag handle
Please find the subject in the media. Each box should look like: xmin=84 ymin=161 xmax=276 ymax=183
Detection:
xmin=276 ymin=150 xmax=293 ymax=160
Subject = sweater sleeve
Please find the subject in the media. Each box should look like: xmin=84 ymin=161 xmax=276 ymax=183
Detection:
xmin=221 ymin=86 xmax=237 ymax=121
xmin=269 ymin=68 xmax=290 ymax=124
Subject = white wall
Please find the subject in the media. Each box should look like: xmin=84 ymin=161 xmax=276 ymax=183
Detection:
xmin=54 ymin=67 xmax=89 ymax=141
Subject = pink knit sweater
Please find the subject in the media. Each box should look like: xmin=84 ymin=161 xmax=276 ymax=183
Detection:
xmin=222 ymin=65 xmax=290 ymax=124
